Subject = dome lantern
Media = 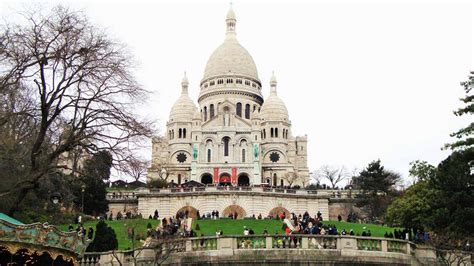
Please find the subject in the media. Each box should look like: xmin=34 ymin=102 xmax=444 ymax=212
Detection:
xmin=270 ymin=71 xmax=277 ymax=94
xmin=226 ymin=5 xmax=236 ymax=35
xmin=181 ymin=71 xmax=189 ymax=94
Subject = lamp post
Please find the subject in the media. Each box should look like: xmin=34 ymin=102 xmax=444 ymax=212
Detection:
xmin=50 ymin=192 xmax=62 ymax=205
xmin=81 ymin=184 xmax=86 ymax=213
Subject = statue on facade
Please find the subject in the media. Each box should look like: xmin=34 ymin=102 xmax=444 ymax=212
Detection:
xmin=253 ymin=144 xmax=259 ymax=159
xmin=193 ymin=144 xmax=198 ymax=160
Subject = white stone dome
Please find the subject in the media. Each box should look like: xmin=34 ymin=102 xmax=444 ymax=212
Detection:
xmin=261 ymin=93 xmax=289 ymax=121
xmin=260 ymin=73 xmax=289 ymax=121
xmin=203 ymin=36 xmax=259 ymax=81
xmin=169 ymin=95 xmax=197 ymax=122
xmin=169 ymin=74 xmax=197 ymax=122
xmin=202 ymin=7 xmax=259 ymax=81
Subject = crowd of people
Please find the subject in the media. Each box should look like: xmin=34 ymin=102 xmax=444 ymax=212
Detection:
xmin=68 ymin=215 xmax=95 ymax=241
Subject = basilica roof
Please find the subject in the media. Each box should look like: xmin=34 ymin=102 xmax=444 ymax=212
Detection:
xmin=202 ymin=7 xmax=259 ymax=82
xmin=169 ymin=73 xmax=197 ymax=122
xmin=260 ymin=72 xmax=289 ymax=122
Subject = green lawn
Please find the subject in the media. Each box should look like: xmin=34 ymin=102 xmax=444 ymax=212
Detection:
xmin=193 ymin=219 xmax=286 ymax=236
xmin=193 ymin=219 xmax=400 ymax=237
xmin=59 ymin=219 xmax=160 ymax=250
xmin=58 ymin=219 xmax=399 ymax=250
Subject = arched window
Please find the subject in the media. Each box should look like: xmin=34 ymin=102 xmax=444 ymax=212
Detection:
xmin=223 ymin=106 xmax=230 ymax=126
xmin=245 ymin=104 xmax=250 ymax=119
xmin=178 ymin=128 xmax=182 ymax=138
xmin=210 ymin=104 xmax=215 ymax=118
xmin=178 ymin=174 xmax=182 ymax=185
xmin=172 ymin=129 xmax=174 ymax=139
xmin=236 ymin=103 xmax=242 ymax=117
xmin=183 ymin=128 xmax=186 ymax=139
xmin=270 ymin=128 xmax=274 ymax=138
xmin=204 ymin=106 xmax=208 ymax=121
xmin=273 ymin=173 xmax=277 ymax=186
xmin=207 ymin=149 xmax=211 ymax=163
xmin=169 ymin=130 xmax=172 ymax=139
xmin=242 ymin=149 xmax=246 ymax=163
xmin=275 ymin=128 xmax=279 ymax=138
xmin=223 ymin=137 xmax=230 ymax=156
xmin=263 ymin=129 xmax=266 ymax=139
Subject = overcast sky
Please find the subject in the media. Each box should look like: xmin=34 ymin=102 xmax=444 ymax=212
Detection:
xmin=2 ymin=0 xmax=473 ymax=185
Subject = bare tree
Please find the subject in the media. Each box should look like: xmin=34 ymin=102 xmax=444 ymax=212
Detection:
xmin=0 ymin=6 xmax=154 ymax=215
xmin=310 ymin=171 xmax=321 ymax=186
xmin=121 ymin=157 xmax=149 ymax=182
xmin=283 ymin=171 xmax=301 ymax=187
xmin=317 ymin=165 xmax=348 ymax=189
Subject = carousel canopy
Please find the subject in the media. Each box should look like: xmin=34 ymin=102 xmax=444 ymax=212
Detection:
xmin=0 ymin=213 xmax=24 ymax=225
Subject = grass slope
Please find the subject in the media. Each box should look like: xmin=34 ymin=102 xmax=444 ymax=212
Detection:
xmin=193 ymin=219 xmax=399 ymax=237
xmin=58 ymin=219 xmax=400 ymax=250
xmin=59 ymin=219 xmax=160 ymax=250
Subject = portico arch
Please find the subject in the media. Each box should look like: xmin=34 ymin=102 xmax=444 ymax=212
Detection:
xmin=201 ymin=173 xmax=213 ymax=185
xmin=237 ymin=173 xmax=250 ymax=186
xmin=269 ymin=207 xmax=290 ymax=219
xmin=222 ymin=205 xmax=247 ymax=219
xmin=176 ymin=206 xmax=199 ymax=219
xmin=219 ymin=172 xmax=231 ymax=186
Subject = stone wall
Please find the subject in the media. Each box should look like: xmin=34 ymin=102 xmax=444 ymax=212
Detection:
xmin=328 ymin=200 xmax=366 ymax=221
xmin=106 ymin=189 xmax=373 ymax=222
xmin=137 ymin=189 xmax=330 ymax=220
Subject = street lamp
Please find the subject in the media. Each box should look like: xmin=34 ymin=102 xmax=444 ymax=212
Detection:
xmin=50 ymin=192 xmax=62 ymax=205
xmin=81 ymin=184 xmax=86 ymax=213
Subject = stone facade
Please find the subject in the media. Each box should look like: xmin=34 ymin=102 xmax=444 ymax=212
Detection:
xmin=136 ymin=188 xmax=329 ymax=220
xmin=147 ymin=7 xmax=309 ymax=187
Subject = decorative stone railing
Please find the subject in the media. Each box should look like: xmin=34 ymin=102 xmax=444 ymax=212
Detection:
xmin=106 ymin=192 xmax=137 ymax=201
xmin=107 ymin=187 xmax=363 ymax=199
xmin=134 ymin=186 xmax=330 ymax=196
xmin=80 ymin=235 xmax=474 ymax=265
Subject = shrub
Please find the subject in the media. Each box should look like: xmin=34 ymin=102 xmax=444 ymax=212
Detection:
xmin=86 ymin=220 xmax=118 ymax=252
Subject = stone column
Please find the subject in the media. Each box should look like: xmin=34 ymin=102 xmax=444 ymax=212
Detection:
xmin=381 ymin=240 xmax=388 ymax=252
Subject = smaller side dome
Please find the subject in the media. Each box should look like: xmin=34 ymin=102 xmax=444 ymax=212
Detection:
xmin=169 ymin=72 xmax=197 ymax=122
xmin=260 ymin=72 xmax=289 ymax=121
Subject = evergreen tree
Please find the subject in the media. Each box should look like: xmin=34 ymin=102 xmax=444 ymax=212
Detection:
xmin=427 ymin=148 xmax=474 ymax=238
xmin=76 ymin=151 xmax=112 ymax=215
xmin=353 ymin=160 xmax=400 ymax=220
xmin=445 ymin=71 xmax=474 ymax=150
xmin=86 ymin=220 xmax=118 ymax=252
xmin=385 ymin=181 xmax=437 ymax=231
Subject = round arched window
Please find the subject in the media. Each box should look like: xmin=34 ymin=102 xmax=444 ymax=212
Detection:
xmin=270 ymin=152 xmax=280 ymax=163
xmin=177 ymin=153 xmax=187 ymax=163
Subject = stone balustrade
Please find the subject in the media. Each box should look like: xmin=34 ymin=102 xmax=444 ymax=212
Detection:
xmin=106 ymin=187 xmax=365 ymax=204
xmin=126 ymin=186 xmax=330 ymax=195
xmin=79 ymin=235 xmax=430 ymax=265
xmin=106 ymin=192 xmax=138 ymax=201
xmin=107 ymin=187 xmax=362 ymax=198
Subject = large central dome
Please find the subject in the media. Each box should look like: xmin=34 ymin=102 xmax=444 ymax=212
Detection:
xmin=203 ymin=35 xmax=259 ymax=81
xmin=201 ymin=7 xmax=260 ymax=83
